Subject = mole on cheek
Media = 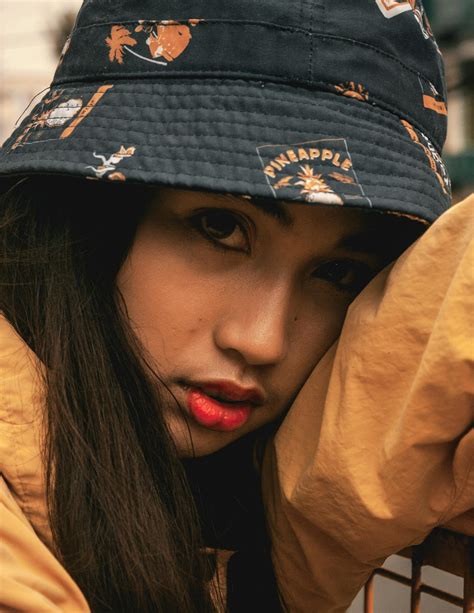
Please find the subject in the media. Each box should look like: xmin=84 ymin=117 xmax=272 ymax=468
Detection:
xmin=188 ymin=318 xmax=204 ymax=335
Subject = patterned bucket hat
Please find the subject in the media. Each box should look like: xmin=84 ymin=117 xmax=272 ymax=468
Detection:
xmin=0 ymin=0 xmax=451 ymax=223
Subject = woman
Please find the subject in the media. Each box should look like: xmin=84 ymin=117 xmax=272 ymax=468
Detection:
xmin=0 ymin=1 xmax=472 ymax=611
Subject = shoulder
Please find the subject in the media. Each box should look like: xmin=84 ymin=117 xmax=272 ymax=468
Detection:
xmin=0 ymin=313 xmax=44 ymax=425
xmin=0 ymin=312 xmax=50 ymax=545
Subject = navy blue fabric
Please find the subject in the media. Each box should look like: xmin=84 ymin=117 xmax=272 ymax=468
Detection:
xmin=0 ymin=0 xmax=452 ymax=223
xmin=54 ymin=0 xmax=447 ymax=151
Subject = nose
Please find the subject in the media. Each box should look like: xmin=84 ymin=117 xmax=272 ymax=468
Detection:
xmin=213 ymin=282 xmax=291 ymax=367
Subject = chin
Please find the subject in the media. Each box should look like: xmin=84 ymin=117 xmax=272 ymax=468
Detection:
xmin=168 ymin=417 xmax=244 ymax=458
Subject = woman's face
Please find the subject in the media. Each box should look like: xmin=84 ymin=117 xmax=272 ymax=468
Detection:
xmin=117 ymin=187 xmax=387 ymax=457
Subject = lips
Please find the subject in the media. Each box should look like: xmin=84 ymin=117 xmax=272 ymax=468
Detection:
xmin=183 ymin=380 xmax=265 ymax=432
xmin=195 ymin=381 xmax=264 ymax=405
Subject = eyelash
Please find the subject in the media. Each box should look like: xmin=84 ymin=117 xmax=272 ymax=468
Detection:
xmin=189 ymin=209 xmax=251 ymax=253
xmin=312 ymin=260 xmax=375 ymax=294
xmin=189 ymin=209 xmax=375 ymax=294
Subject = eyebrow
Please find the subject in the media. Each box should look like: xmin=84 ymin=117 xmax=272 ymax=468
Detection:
xmin=223 ymin=194 xmax=294 ymax=227
xmin=222 ymin=194 xmax=410 ymax=259
xmin=337 ymin=230 xmax=396 ymax=259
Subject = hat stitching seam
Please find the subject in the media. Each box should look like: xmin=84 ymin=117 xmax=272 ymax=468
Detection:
xmin=0 ymin=166 xmax=439 ymax=218
xmin=15 ymin=98 xmax=442 ymax=158
xmin=2 ymin=132 xmax=439 ymax=178
xmin=46 ymin=79 xmax=445 ymax=152
xmin=68 ymin=20 xmax=442 ymax=90
xmin=308 ymin=4 xmax=314 ymax=81
xmin=13 ymin=92 xmax=424 ymax=140
xmin=1 ymin=151 xmax=443 ymax=206
xmin=1 ymin=122 xmax=443 ymax=183
xmin=0 ymin=161 xmax=443 ymax=213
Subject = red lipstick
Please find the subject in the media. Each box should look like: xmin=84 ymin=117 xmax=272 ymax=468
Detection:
xmin=184 ymin=380 xmax=264 ymax=432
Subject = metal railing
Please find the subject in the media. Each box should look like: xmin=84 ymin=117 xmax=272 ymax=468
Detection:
xmin=364 ymin=529 xmax=474 ymax=613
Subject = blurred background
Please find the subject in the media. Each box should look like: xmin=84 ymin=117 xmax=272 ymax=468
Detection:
xmin=0 ymin=0 xmax=472 ymax=200
xmin=0 ymin=1 xmax=472 ymax=611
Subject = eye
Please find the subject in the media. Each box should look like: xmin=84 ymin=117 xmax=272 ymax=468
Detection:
xmin=313 ymin=259 xmax=375 ymax=294
xmin=191 ymin=209 xmax=250 ymax=253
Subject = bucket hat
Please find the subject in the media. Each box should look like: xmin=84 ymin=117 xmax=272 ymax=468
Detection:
xmin=0 ymin=0 xmax=451 ymax=223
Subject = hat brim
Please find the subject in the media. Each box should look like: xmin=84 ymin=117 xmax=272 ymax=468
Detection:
xmin=0 ymin=78 xmax=451 ymax=223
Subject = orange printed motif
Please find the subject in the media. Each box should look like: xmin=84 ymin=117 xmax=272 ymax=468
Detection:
xmin=61 ymin=85 xmax=114 ymax=139
xmin=43 ymin=90 xmax=63 ymax=106
xmin=375 ymin=0 xmax=437 ymax=48
xmin=12 ymin=97 xmax=82 ymax=149
xmin=106 ymin=19 xmax=202 ymax=66
xmin=420 ymin=79 xmax=447 ymax=116
xmin=106 ymin=26 xmax=138 ymax=64
xmin=10 ymin=85 xmax=114 ymax=150
xmin=262 ymin=146 xmax=352 ymax=179
xmin=257 ymin=138 xmax=371 ymax=206
xmin=376 ymin=0 xmax=415 ymax=18
xmin=108 ymin=172 xmax=127 ymax=181
xmin=329 ymin=172 xmax=356 ymax=184
xmin=273 ymin=176 xmax=294 ymax=190
xmin=401 ymin=119 xmax=450 ymax=195
xmin=145 ymin=21 xmax=192 ymax=61
xmin=295 ymin=165 xmax=343 ymax=204
xmin=423 ymin=95 xmax=447 ymax=116
xmin=85 ymin=146 xmax=136 ymax=180
xmin=335 ymin=82 xmax=369 ymax=102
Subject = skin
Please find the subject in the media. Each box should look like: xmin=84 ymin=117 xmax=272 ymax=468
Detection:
xmin=117 ymin=186 xmax=389 ymax=457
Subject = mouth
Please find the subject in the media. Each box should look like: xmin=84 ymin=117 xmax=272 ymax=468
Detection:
xmin=180 ymin=380 xmax=265 ymax=432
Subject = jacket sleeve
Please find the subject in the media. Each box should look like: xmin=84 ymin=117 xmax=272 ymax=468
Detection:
xmin=262 ymin=195 xmax=474 ymax=612
xmin=0 ymin=477 xmax=90 ymax=613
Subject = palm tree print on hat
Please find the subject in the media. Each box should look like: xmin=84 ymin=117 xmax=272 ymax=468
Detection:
xmin=106 ymin=26 xmax=139 ymax=64
xmin=295 ymin=165 xmax=344 ymax=205
xmin=106 ymin=20 xmax=202 ymax=66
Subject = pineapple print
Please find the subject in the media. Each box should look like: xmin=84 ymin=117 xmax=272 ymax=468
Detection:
xmin=295 ymin=165 xmax=344 ymax=204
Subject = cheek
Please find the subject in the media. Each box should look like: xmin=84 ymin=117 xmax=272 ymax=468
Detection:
xmin=117 ymin=242 xmax=221 ymax=368
xmin=283 ymin=297 xmax=350 ymax=394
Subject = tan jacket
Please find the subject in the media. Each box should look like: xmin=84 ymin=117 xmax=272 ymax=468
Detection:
xmin=1 ymin=195 xmax=473 ymax=612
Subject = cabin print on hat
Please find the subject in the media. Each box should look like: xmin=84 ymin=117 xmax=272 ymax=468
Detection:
xmin=10 ymin=85 xmax=113 ymax=150
xmin=257 ymin=138 xmax=371 ymax=206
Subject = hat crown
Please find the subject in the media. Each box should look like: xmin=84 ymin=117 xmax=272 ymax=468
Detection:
xmin=56 ymin=0 xmax=447 ymax=152
xmin=0 ymin=0 xmax=451 ymax=223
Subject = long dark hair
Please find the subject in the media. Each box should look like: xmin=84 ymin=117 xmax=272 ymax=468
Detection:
xmin=0 ymin=176 xmax=217 ymax=612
